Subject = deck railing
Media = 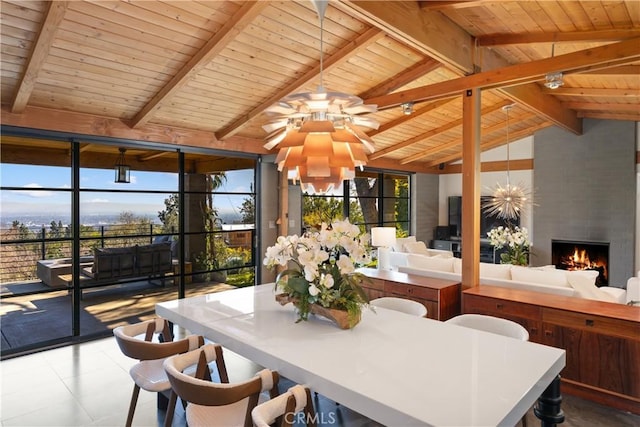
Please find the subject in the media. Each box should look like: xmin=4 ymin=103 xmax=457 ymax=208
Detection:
xmin=0 ymin=223 xmax=254 ymax=286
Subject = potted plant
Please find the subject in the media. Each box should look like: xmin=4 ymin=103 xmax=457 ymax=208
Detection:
xmin=263 ymin=219 xmax=371 ymax=329
xmin=487 ymin=225 xmax=530 ymax=266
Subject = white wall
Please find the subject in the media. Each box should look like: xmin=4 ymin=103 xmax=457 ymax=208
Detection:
xmin=438 ymin=136 xmax=535 ymax=234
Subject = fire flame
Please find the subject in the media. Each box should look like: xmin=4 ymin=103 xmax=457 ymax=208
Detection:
xmin=572 ymin=249 xmax=590 ymax=266
xmin=560 ymin=246 xmax=607 ymax=283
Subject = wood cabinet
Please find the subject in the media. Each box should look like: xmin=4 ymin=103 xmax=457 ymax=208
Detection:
xmin=463 ymin=285 xmax=640 ymax=414
xmin=358 ymin=268 xmax=461 ymax=321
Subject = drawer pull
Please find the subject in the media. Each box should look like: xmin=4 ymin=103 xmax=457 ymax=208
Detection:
xmin=585 ymin=319 xmax=594 ymax=327
xmin=544 ymin=330 xmax=553 ymax=337
xmin=496 ymin=303 xmax=503 ymax=310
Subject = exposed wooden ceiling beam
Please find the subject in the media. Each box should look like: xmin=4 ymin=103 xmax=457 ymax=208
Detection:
xmin=215 ymin=27 xmax=385 ymax=140
xmin=338 ymin=0 xmax=475 ymax=73
xmin=541 ymin=87 xmax=640 ymax=97
xmin=562 ymin=102 xmax=640 ymax=112
xmin=339 ymin=1 xmax=609 ymax=137
xmin=130 ymin=1 xmax=269 ymax=128
xmin=425 ymin=122 xmax=551 ymax=168
xmin=368 ymin=98 xmax=456 ymax=138
xmin=359 ymin=57 xmax=442 ymax=99
xmin=419 ymin=1 xmax=484 ymax=11
xmin=441 ymin=158 xmax=534 ymax=175
xmin=365 ymin=38 xmax=640 ymax=113
xmin=397 ymin=100 xmax=514 ymax=164
xmin=1 ymin=105 xmax=268 ymax=155
xmin=364 ymin=156 xmax=434 ymax=174
xmin=500 ymin=84 xmax=581 ymax=135
xmin=11 ymin=1 xmax=69 ymax=113
xmin=477 ymin=29 xmax=640 ymax=46
xmin=138 ymin=151 xmax=170 ymax=162
xmin=578 ymin=112 xmax=640 ymax=121
xmin=581 ymin=65 xmax=640 ymax=75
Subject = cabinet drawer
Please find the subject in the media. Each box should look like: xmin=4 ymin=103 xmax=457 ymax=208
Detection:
xmin=364 ymin=288 xmax=384 ymax=301
xmin=365 ymin=278 xmax=385 ymax=291
xmin=543 ymin=308 xmax=640 ymax=341
xmin=464 ymin=294 xmax=540 ymax=320
xmin=385 ymin=282 xmax=438 ymax=301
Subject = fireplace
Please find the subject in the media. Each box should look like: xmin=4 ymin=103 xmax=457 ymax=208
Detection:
xmin=551 ymin=240 xmax=609 ymax=286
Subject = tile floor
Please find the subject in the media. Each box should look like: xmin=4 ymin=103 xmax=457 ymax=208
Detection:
xmin=1 ymin=336 xmax=639 ymax=427
xmin=0 ymin=336 xmax=380 ymax=427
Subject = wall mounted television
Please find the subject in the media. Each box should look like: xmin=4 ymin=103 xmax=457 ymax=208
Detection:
xmin=448 ymin=196 xmax=520 ymax=238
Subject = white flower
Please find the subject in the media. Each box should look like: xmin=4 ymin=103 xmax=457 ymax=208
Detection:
xmin=336 ymin=254 xmax=355 ymax=274
xmin=308 ymin=283 xmax=320 ymax=296
xmin=488 ymin=225 xmax=529 ymax=249
xmin=320 ymin=273 xmax=334 ymax=289
xmin=264 ymin=218 xmax=371 ymax=320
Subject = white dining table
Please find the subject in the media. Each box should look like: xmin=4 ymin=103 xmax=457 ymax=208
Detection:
xmin=156 ymin=284 xmax=565 ymax=426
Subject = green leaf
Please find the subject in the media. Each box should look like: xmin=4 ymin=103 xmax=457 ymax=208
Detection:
xmin=287 ymin=276 xmax=310 ymax=295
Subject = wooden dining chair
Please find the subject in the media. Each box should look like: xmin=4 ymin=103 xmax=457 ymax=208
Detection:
xmin=163 ymin=343 xmax=281 ymax=427
xmin=370 ymin=296 xmax=428 ymax=317
xmin=252 ymin=384 xmax=317 ymax=427
xmin=113 ymin=318 xmax=215 ymax=427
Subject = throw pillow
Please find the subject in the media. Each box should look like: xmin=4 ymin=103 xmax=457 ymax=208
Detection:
xmin=566 ymin=271 xmax=616 ymax=303
xmin=426 ymin=248 xmax=454 ymax=258
xmin=407 ymin=253 xmax=454 ymax=272
xmin=510 ymin=265 xmax=570 ymax=288
xmin=404 ymin=241 xmax=430 ymax=255
xmin=479 ymin=262 xmax=512 ymax=280
xmin=452 ymin=257 xmax=462 ymax=274
xmin=392 ymin=236 xmax=416 ymax=252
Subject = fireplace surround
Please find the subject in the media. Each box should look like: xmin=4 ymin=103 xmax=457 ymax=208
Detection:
xmin=551 ymin=239 xmax=609 ymax=286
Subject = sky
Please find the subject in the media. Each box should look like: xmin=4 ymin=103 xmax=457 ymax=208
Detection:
xmin=0 ymin=164 xmax=255 ymax=222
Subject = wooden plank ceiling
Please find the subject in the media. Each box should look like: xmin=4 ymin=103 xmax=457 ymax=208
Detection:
xmin=1 ymin=0 xmax=638 ymax=173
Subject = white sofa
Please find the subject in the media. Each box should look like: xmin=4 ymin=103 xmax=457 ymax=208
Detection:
xmin=388 ymin=237 xmax=631 ymax=304
xmin=626 ymin=274 xmax=640 ymax=305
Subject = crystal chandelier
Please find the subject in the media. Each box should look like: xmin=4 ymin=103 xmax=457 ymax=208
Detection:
xmin=482 ymin=105 xmax=532 ymax=220
xmin=262 ymin=0 xmax=379 ymax=194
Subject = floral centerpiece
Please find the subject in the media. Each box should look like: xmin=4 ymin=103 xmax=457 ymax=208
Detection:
xmin=263 ymin=219 xmax=371 ymax=328
xmin=487 ymin=225 xmax=530 ymax=266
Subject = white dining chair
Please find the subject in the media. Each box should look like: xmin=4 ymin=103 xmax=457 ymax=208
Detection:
xmin=445 ymin=313 xmax=529 ymax=341
xmin=445 ymin=313 xmax=529 ymax=426
xmin=370 ymin=297 xmax=428 ymax=317
xmin=252 ymin=384 xmax=316 ymax=427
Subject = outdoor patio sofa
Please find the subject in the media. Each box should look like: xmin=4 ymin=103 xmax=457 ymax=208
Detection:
xmin=82 ymin=242 xmax=173 ymax=282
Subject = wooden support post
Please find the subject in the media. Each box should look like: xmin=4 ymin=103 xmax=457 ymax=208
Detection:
xmin=461 ymin=88 xmax=481 ymax=291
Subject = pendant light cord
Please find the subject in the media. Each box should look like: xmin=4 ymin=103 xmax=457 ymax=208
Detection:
xmin=505 ymin=105 xmax=511 ymax=187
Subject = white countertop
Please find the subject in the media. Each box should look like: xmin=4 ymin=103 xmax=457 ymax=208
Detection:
xmin=157 ymin=284 xmax=565 ymax=426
